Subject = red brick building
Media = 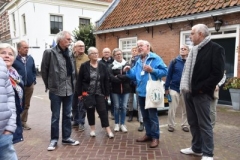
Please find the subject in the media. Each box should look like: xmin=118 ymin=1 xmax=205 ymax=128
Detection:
xmin=94 ymin=0 xmax=240 ymax=104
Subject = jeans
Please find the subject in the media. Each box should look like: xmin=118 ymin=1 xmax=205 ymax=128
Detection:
xmin=0 ymin=134 xmax=18 ymax=160
xmin=138 ymin=96 xmax=160 ymax=139
xmin=72 ymin=92 xmax=86 ymax=125
xmin=183 ymin=92 xmax=214 ymax=157
xmin=112 ymin=93 xmax=129 ymax=125
xmin=49 ymin=92 xmax=73 ymax=141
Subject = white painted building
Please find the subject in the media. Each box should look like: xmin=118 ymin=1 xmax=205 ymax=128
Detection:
xmin=3 ymin=0 xmax=111 ymax=71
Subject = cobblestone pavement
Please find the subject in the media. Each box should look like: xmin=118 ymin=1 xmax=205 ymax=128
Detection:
xmin=15 ymin=77 xmax=240 ymax=160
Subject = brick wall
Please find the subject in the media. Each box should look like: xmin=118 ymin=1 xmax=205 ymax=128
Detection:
xmin=0 ymin=10 xmax=10 ymax=42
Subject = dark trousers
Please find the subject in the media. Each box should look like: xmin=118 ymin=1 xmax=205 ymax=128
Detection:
xmin=87 ymin=94 xmax=109 ymax=127
xmin=183 ymin=92 xmax=214 ymax=157
xmin=72 ymin=92 xmax=86 ymax=125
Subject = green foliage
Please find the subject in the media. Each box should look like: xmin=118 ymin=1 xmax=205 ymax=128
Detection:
xmin=223 ymin=77 xmax=240 ymax=90
xmin=72 ymin=24 xmax=95 ymax=52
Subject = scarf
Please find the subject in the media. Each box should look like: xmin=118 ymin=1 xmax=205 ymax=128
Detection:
xmin=8 ymin=67 xmax=24 ymax=106
xmin=112 ymin=59 xmax=127 ymax=70
xmin=59 ymin=44 xmax=73 ymax=76
xmin=180 ymin=36 xmax=211 ymax=93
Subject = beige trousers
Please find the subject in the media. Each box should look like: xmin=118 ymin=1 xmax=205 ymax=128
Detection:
xmin=167 ymin=89 xmax=188 ymax=128
xmin=21 ymin=84 xmax=34 ymax=124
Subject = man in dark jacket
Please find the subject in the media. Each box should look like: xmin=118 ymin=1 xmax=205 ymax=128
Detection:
xmin=180 ymin=24 xmax=225 ymax=160
xmin=99 ymin=48 xmax=114 ymax=119
xmin=13 ymin=40 xmax=36 ymax=130
xmin=41 ymin=31 xmax=79 ymax=151
xmin=165 ymin=44 xmax=189 ymax=133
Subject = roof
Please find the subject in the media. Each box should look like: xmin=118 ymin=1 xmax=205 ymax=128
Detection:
xmin=97 ymin=0 xmax=240 ymax=31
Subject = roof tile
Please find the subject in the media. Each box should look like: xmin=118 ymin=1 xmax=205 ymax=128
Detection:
xmin=98 ymin=0 xmax=240 ymax=31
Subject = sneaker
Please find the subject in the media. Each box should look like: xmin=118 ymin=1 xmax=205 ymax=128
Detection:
xmin=120 ymin=124 xmax=128 ymax=133
xmin=201 ymin=156 xmax=213 ymax=160
xmin=78 ymin=124 xmax=84 ymax=131
xmin=180 ymin=147 xmax=202 ymax=156
xmin=168 ymin=126 xmax=174 ymax=132
xmin=72 ymin=122 xmax=78 ymax=128
xmin=47 ymin=141 xmax=57 ymax=151
xmin=62 ymin=138 xmax=79 ymax=146
xmin=114 ymin=124 xmax=119 ymax=132
xmin=108 ymin=132 xmax=114 ymax=139
xmin=90 ymin=131 xmax=96 ymax=137
xmin=182 ymin=126 xmax=189 ymax=132
xmin=22 ymin=123 xmax=31 ymax=130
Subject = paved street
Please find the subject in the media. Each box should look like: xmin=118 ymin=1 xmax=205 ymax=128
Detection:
xmin=15 ymin=77 xmax=240 ymax=160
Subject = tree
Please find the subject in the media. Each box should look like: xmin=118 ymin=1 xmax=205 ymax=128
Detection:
xmin=72 ymin=24 xmax=95 ymax=53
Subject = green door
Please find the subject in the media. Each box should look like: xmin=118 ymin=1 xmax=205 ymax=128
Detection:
xmin=212 ymin=38 xmax=235 ymax=105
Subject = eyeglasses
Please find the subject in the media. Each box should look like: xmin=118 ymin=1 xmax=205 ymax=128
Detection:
xmin=114 ymin=54 xmax=122 ymax=56
xmin=76 ymin=45 xmax=85 ymax=48
xmin=89 ymin=52 xmax=98 ymax=55
xmin=180 ymin=48 xmax=187 ymax=51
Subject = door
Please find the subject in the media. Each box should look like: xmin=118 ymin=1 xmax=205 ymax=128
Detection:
xmin=212 ymin=38 xmax=236 ymax=105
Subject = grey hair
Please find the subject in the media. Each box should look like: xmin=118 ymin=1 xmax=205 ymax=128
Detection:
xmin=87 ymin=46 xmax=98 ymax=55
xmin=17 ymin=40 xmax=27 ymax=49
xmin=0 ymin=43 xmax=17 ymax=58
xmin=181 ymin=44 xmax=190 ymax=51
xmin=193 ymin=24 xmax=209 ymax=37
xmin=55 ymin=31 xmax=71 ymax=43
xmin=137 ymin=40 xmax=151 ymax=48
xmin=112 ymin=48 xmax=122 ymax=56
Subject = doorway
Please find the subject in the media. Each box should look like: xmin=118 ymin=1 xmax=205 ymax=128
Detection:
xmin=212 ymin=38 xmax=236 ymax=105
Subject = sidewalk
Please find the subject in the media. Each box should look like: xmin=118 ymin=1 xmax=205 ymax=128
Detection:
xmin=15 ymin=77 xmax=240 ymax=160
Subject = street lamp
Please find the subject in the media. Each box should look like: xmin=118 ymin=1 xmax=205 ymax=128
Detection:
xmin=214 ymin=19 xmax=223 ymax=32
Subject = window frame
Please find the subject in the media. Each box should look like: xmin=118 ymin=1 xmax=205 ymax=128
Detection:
xmin=79 ymin=18 xmax=90 ymax=26
xmin=50 ymin=15 xmax=63 ymax=34
xmin=119 ymin=37 xmax=137 ymax=62
xmin=22 ymin=14 xmax=26 ymax=35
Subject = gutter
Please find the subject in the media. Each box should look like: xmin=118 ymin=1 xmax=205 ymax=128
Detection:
xmin=94 ymin=5 xmax=240 ymax=35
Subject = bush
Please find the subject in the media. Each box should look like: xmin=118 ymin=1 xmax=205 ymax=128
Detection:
xmin=223 ymin=77 xmax=240 ymax=90
xmin=72 ymin=24 xmax=95 ymax=52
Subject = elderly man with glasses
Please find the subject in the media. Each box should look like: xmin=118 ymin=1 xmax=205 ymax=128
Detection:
xmin=165 ymin=44 xmax=190 ymax=133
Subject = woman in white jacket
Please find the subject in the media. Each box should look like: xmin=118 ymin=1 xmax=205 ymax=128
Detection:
xmin=0 ymin=56 xmax=17 ymax=160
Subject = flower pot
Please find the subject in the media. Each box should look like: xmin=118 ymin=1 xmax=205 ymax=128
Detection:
xmin=229 ymin=89 xmax=240 ymax=110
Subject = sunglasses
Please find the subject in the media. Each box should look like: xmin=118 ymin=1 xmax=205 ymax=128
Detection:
xmin=180 ymin=48 xmax=187 ymax=51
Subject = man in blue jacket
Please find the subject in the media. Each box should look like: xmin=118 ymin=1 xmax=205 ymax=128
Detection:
xmin=165 ymin=44 xmax=189 ymax=133
xmin=13 ymin=40 xmax=36 ymax=130
xmin=124 ymin=40 xmax=168 ymax=148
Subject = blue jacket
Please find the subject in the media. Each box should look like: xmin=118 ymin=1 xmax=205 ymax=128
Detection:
xmin=126 ymin=52 xmax=168 ymax=97
xmin=165 ymin=55 xmax=185 ymax=93
xmin=13 ymin=55 xmax=36 ymax=87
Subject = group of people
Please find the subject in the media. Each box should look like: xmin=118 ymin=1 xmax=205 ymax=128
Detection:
xmin=0 ymin=23 xmax=225 ymax=160
xmin=0 ymin=40 xmax=36 ymax=159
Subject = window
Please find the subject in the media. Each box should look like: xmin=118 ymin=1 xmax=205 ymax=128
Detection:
xmin=50 ymin=15 xmax=63 ymax=34
xmin=119 ymin=37 xmax=137 ymax=62
xmin=12 ymin=14 xmax=16 ymax=35
xmin=22 ymin=14 xmax=26 ymax=35
xmin=79 ymin=18 xmax=90 ymax=26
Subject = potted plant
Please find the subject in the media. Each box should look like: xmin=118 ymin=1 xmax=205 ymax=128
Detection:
xmin=223 ymin=77 xmax=240 ymax=110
